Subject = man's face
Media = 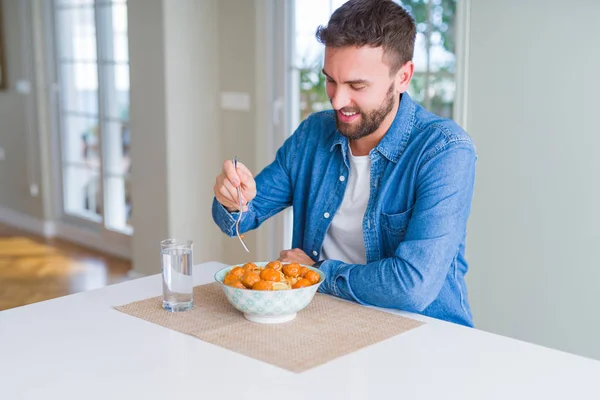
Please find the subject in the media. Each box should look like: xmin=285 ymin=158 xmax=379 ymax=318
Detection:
xmin=323 ymin=46 xmax=400 ymax=140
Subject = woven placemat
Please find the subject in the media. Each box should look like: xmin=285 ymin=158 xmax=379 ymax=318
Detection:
xmin=114 ymin=283 xmax=424 ymax=373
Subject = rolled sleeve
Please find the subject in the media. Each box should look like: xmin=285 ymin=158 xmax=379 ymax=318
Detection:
xmin=316 ymin=260 xmax=345 ymax=297
xmin=211 ymin=198 xmax=240 ymax=237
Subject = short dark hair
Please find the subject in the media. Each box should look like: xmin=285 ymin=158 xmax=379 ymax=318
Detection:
xmin=316 ymin=0 xmax=416 ymax=75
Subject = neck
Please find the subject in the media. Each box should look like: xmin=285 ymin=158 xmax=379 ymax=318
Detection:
xmin=349 ymin=97 xmax=400 ymax=156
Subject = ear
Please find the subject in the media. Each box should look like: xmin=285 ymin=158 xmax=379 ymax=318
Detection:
xmin=394 ymin=61 xmax=414 ymax=93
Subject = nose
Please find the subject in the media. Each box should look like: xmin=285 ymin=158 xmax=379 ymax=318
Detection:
xmin=329 ymin=86 xmax=351 ymax=110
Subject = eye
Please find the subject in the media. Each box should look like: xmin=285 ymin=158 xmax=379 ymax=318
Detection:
xmin=326 ymin=77 xmax=335 ymax=84
xmin=351 ymin=84 xmax=366 ymax=91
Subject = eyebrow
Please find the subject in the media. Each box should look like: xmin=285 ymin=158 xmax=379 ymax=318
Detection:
xmin=321 ymin=68 xmax=370 ymax=85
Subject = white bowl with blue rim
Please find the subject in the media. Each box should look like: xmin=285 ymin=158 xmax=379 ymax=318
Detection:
xmin=214 ymin=262 xmax=326 ymax=324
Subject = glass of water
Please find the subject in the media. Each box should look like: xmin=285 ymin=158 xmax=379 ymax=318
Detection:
xmin=161 ymin=239 xmax=194 ymax=312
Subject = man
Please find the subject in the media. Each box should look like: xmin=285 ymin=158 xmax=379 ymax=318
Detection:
xmin=212 ymin=0 xmax=477 ymax=327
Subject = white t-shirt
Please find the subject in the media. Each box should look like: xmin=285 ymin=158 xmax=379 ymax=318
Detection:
xmin=321 ymin=146 xmax=371 ymax=264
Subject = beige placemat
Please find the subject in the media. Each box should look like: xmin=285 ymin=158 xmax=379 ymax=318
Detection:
xmin=114 ymin=283 xmax=424 ymax=373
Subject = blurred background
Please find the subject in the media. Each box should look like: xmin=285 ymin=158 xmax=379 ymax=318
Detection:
xmin=1 ymin=0 xmax=599 ymax=362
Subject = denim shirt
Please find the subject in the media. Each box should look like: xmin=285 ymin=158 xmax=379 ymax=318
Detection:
xmin=212 ymin=93 xmax=477 ymax=327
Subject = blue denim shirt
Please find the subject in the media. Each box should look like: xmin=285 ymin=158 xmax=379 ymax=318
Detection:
xmin=212 ymin=93 xmax=477 ymax=327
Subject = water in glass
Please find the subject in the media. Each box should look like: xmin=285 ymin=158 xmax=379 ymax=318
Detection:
xmin=161 ymin=240 xmax=193 ymax=312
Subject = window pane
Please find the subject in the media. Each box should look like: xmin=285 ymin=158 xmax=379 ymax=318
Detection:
xmin=428 ymin=73 xmax=455 ymax=119
xmin=59 ymin=62 xmax=98 ymax=115
xmin=56 ymin=0 xmax=94 ymax=7
xmin=56 ymin=7 xmax=96 ymax=62
xmin=408 ymin=73 xmax=426 ymax=104
xmin=61 ymin=115 xmax=99 ymax=166
xmin=294 ymin=0 xmax=331 ymax=67
xmin=98 ymin=3 xmax=129 ymax=63
xmin=97 ymin=0 xmax=127 ymax=5
xmin=103 ymin=120 xmax=131 ymax=176
xmin=103 ymin=63 xmax=130 ymax=120
xmin=400 ymin=0 xmax=457 ymax=115
xmin=294 ymin=0 xmax=333 ymax=122
xmin=55 ymin=0 xmax=132 ymax=235
xmin=63 ymin=165 xmax=102 ymax=220
xmin=104 ymin=175 xmax=132 ymax=233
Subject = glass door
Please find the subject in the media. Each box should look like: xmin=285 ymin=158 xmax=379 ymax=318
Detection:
xmin=53 ymin=0 xmax=132 ymax=235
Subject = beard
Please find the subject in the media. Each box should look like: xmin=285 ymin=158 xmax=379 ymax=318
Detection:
xmin=333 ymin=83 xmax=396 ymax=141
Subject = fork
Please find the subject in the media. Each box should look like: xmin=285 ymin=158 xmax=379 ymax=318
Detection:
xmin=233 ymin=156 xmax=250 ymax=253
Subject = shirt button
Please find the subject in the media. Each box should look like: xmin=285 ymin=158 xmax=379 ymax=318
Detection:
xmin=339 ymin=175 xmax=345 ymax=182
xmin=312 ymin=250 xmax=318 ymax=256
xmin=324 ymin=212 xmax=330 ymax=219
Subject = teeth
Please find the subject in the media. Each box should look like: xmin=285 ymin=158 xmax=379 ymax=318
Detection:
xmin=341 ymin=111 xmax=357 ymax=116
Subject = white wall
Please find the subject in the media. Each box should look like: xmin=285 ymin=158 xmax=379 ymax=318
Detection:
xmin=128 ymin=0 xmax=273 ymax=271
xmin=128 ymin=0 xmax=224 ymax=274
xmin=466 ymin=0 xmax=600 ymax=360
xmin=163 ymin=0 xmax=223 ymax=264
xmin=128 ymin=0 xmax=170 ymax=274
xmin=217 ymin=0 xmax=259 ymax=265
xmin=0 ymin=0 xmax=46 ymax=220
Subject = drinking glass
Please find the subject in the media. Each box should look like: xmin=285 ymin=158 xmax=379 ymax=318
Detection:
xmin=161 ymin=239 xmax=193 ymax=312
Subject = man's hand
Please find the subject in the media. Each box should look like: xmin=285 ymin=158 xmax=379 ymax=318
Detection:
xmin=214 ymin=160 xmax=257 ymax=212
xmin=278 ymin=248 xmax=316 ymax=265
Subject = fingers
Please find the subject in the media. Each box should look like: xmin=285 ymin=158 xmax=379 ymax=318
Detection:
xmin=233 ymin=162 xmax=257 ymax=204
xmin=279 ymin=249 xmax=288 ymax=261
xmin=279 ymin=249 xmax=298 ymax=259
xmin=235 ymin=162 xmax=256 ymax=191
xmin=222 ymin=160 xmax=240 ymax=187
xmin=222 ymin=176 xmax=241 ymax=205
xmin=278 ymin=248 xmax=313 ymax=264
xmin=216 ymin=183 xmax=237 ymax=210
xmin=231 ymin=161 xmax=256 ymax=203
xmin=215 ymin=159 xmax=255 ymax=212
xmin=215 ymin=174 xmax=240 ymax=210
xmin=223 ymin=160 xmax=255 ymax=188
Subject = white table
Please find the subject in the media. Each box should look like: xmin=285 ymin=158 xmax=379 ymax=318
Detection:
xmin=1 ymin=261 xmax=599 ymax=399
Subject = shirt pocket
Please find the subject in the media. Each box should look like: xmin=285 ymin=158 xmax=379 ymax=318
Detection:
xmin=381 ymin=208 xmax=413 ymax=253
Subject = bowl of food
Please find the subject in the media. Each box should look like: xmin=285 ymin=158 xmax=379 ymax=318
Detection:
xmin=214 ymin=260 xmax=325 ymax=324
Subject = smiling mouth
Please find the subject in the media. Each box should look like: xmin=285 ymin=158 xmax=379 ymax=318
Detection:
xmin=337 ymin=109 xmax=360 ymax=123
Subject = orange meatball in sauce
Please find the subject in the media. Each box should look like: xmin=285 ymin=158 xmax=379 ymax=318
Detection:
xmin=241 ymin=272 xmax=261 ymax=288
xmin=292 ymin=278 xmax=312 ymax=289
xmin=227 ymin=281 xmax=246 ymax=289
xmin=252 ymin=281 xmax=274 ymax=291
xmin=265 ymin=260 xmax=283 ymax=271
xmin=282 ymin=263 xmax=301 ymax=278
xmin=260 ymin=268 xmax=281 ymax=282
xmin=305 ymin=270 xmax=320 ymax=285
